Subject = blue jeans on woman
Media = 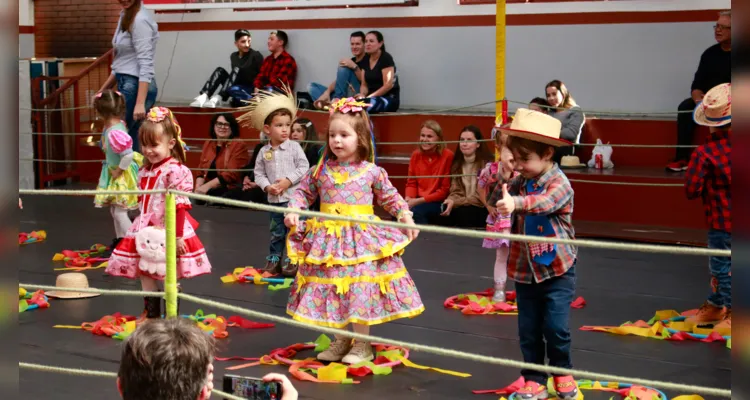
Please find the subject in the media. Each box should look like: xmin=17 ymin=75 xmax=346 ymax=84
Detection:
xmin=515 ymin=265 xmax=576 ymax=385
xmin=707 ymin=230 xmax=731 ymax=309
xmin=410 ymin=201 xmax=442 ymax=225
xmin=365 ymin=94 xmax=399 ymax=114
xmin=116 ymin=73 xmax=158 ymax=152
xmin=309 ymin=66 xmax=361 ymax=101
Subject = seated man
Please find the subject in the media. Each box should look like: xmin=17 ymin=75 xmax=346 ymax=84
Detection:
xmin=254 ymin=30 xmax=297 ymax=93
xmin=308 ymin=31 xmax=366 ymax=109
xmin=667 ymin=10 xmax=731 ymax=172
xmin=191 ymin=29 xmax=264 ymax=108
xmin=117 ymin=318 xmax=215 ymax=400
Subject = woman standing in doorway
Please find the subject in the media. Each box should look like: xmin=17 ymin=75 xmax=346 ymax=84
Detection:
xmin=96 ymin=0 xmax=159 ymax=152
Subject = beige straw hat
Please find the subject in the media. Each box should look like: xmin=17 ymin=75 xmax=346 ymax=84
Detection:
xmin=46 ymin=273 xmax=101 ymax=299
xmin=500 ymin=108 xmax=571 ymax=147
xmin=693 ymin=83 xmax=731 ymax=127
xmin=237 ymin=83 xmax=298 ymax=131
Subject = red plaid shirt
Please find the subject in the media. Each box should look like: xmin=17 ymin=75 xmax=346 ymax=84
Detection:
xmin=254 ymin=50 xmax=297 ymax=91
xmin=489 ymin=164 xmax=577 ymax=284
xmin=685 ymin=129 xmax=731 ymax=233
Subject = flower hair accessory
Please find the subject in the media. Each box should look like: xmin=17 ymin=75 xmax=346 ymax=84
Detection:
xmin=329 ymin=97 xmax=371 ymax=115
xmin=146 ymin=106 xmax=189 ymax=151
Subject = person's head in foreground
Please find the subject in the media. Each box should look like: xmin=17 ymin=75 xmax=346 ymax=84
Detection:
xmin=502 ymin=108 xmax=568 ymax=179
xmin=118 ymin=318 xmax=215 ymax=400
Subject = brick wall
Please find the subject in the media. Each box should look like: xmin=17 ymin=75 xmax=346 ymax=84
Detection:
xmin=34 ymin=0 xmax=121 ymax=58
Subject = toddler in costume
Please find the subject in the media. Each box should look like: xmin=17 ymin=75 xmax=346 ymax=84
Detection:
xmin=106 ymin=107 xmax=212 ymax=319
xmin=491 ymin=109 xmax=579 ymax=400
xmin=284 ymin=97 xmax=423 ymax=365
xmin=478 ymin=119 xmax=517 ymax=303
xmin=92 ymin=90 xmax=143 ymax=248
xmin=238 ymin=85 xmax=309 ymax=277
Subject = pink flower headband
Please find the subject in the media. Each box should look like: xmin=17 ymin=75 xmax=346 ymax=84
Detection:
xmin=146 ymin=106 xmax=189 ymax=151
xmin=329 ymin=97 xmax=371 ymax=115
xmin=95 ymin=91 xmax=122 ymax=99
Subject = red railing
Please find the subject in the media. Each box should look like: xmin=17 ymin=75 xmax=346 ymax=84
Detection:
xmin=30 ymin=49 xmax=114 ymax=187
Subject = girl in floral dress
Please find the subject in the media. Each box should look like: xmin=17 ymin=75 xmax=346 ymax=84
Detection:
xmin=106 ymin=107 xmax=212 ymax=319
xmin=477 ymin=123 xmax=517 ymax=303
xmin=284 ymin=98 xmax=423 ymax=365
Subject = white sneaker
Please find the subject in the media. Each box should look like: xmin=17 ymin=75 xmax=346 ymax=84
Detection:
xmin=492 ymin=281 xmax=506 ymax=303
xmin=341 ymin=341 xmax=374 ymax=365
xmin=317 ymin=336 xmax=352 ymax=362
xmin=190 ymin=93 xmax=208 ymax=107
xmin=204 ymin=94 xmax=222 ymax=108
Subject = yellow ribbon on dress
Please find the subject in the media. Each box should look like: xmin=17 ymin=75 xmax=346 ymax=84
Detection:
xmin=320 ymin=203 xmax=374 ymax=216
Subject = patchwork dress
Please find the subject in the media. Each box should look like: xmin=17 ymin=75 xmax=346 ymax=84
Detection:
xmin=286 ymin=160 xmax=425 ymax=328
xmin=105 ymin=157 xmax=212 ymax=281
xmin=478 ymin=161 xmax=513 ymax=248
xmin=93 ymin=122 xmax=142 ymax=209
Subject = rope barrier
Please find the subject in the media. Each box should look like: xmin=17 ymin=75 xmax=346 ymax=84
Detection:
xmin=19 ymin=362 xmax=246 ymax=400
xmin=19 ymin=284 xmax=163 ymax=298
xmin=19 ymin=189 xmax=163 ymax=196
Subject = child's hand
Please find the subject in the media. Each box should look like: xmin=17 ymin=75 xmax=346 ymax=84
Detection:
xmin=400 ymin=214 xmax=419 ymax=241
xmin=18 ymin=198 xmax=22 ymax=209
xmin=486 ymin=205 xmax=497 ymax=218
xmin=275 ymin=178 xmax=291 ymax=192
xmin=284 ymin=213 xmax=300 ymax=229
xmin=111 ymin=168 xmax=123 ymax=180
xmin=495 ymin=184 xmax=515 ymax=215
xmin=176 ymin=237 xmax=187 ymax=256
xmin=266 ymin=184 xmax=280 ymax=196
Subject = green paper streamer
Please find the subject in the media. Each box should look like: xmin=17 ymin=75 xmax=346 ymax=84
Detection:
xmin=314 ymin=334 xmax=331 ymax=352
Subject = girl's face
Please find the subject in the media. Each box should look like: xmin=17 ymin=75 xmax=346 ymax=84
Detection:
xmin=419 ymin=127 xmax=439 ymax=152
xmin=117 ymin=0 xmax=137 ymax=10
xmin=458 ymin=130 xmax=479 ymax=157
xmin=499 ymin=146 xmax=515 ymax=180
xmin=142 ymin=125 xmax=175 ymax=165
xmin=365 ymin=34 xmax=382 ymax=54
xmin=291 ymin=123 xmax=306 ymax=142
xmin=213 ymin=116 xmax=231 ymax=139
xmin=328 ymin=117 xmax=359 ymax=163
xmin=546 ymin=86 xmax=564 ymax=108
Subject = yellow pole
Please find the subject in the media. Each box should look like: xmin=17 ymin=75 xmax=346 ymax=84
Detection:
xmin=496 ymin=0 xmax=506 ymax=117
xmin=164 ymin=192 xmax=178 ymax=317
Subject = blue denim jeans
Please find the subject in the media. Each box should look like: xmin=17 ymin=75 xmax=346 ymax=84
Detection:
xmin=365 ymin=95 xmax=400 ymax=114
xmin=269 ymin=202 xmax=289 ymax=261
xmin=515 ymin=265 xmax=576 ymax=384
xmin=707 ymin=230 xmax=731 ymax=309
xmin=309 ymin=66 xmax=361 ymax=101
xmin=225 ymin=84 xmax=253 ymax=107
xmin=116 ymin=73 xmax=158 ymax=152
xmin=410 ymin=201 xmax=442 ymax=225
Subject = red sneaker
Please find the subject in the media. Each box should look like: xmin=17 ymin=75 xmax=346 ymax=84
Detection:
xmin=666 ymin=160 xmax=688 ymax=172
xmin=553 ymin=375 xmax=579 ymax=400
xmin=516 ymin=380 xmax=549 ymax=400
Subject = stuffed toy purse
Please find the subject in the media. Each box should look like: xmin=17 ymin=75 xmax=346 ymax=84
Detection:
xmin=135 ymin=226 xmax=167 ymax=277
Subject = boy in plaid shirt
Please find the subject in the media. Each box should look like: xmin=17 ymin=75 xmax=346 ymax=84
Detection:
xmin=684 ymin=83 xmax=731 ymax=330
xmin=491 ymin=109 xmax=578 ymax=400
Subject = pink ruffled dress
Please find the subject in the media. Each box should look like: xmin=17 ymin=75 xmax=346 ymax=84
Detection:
xmin=285 ymin=161 xmax=425 ymax=328
xmin=478 ymin=161 xmax=513 ymax=249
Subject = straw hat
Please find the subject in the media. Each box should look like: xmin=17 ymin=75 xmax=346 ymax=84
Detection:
xmin=693 ymin=83 xmax=731 ymax=127
xmin=46 ymin=273 xmax=100 ymax=299
xmin=237 ymin=84 xmax=298 ymax=131
xmin=500 ymin=108 xmax=570 ymax=147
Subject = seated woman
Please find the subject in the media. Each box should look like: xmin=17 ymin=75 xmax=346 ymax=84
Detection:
xmin=355 ymin=31 xmax=400 ymax=114
xmin=195 ymin=113 xmax=249 ymax=201
xmin=405 ymin=120 xmax=454 ymax=225
xmin=223 ymin=133 xmax=268 ymax=205
xmin=440 ymin=125 xmax=494 ymax=228
xmin=545 ymin=79 xmax=585 ymax=163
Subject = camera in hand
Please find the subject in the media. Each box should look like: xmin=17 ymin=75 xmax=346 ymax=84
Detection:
xmin=223 ymin=374 xmax=283 ymax=400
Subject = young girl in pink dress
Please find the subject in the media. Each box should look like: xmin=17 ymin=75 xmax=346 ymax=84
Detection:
xmin=478 ymin=123 xmax=516 ymax=303
xmin=106 ymin=107 xmax=212 ymax=319
xmin=284 ymin=97 xmax=423 ymax=365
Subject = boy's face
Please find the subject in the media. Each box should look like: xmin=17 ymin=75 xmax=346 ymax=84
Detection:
xmin=264 ymin=114 xmax=292 ymax=145
xmin=511 ymin=147 xmax=553 ymax=179
xmin=235 ymin=35 xmax=251 ymax=53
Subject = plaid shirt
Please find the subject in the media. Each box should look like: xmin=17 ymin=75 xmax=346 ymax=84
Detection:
xmin=488 ymin=164 xmax=577 ymax=284
xmin=254 ymin=50 xmax=297 ymax=91
xmin=685 ymin=129 xmax=731 ymax=233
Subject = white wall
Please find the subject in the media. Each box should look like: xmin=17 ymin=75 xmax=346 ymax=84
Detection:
xmin=19 ymin=60 xmax=34 ymax=190
xmin=152 ymin=0 xmax=729 ymax=115
xmin=19 ymin=0 xmax=34 ymax=59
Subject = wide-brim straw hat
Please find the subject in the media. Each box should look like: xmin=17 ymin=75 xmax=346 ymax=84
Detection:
xmin=693 ymin=83 xmax=731 ymax=127
xmin=500 ymin=108 xmax=571 ymax=147
xmin=237 ymin=83 xmax=298 ymax=132
xmin=46 ymin=272 xmax=101 ymax=299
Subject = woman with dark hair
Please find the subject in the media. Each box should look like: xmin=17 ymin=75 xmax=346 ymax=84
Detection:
xmin=223 ymin=132 xmax=268 ymax=205
xmin=291 ymin=118 xmax=323 ymax=166
xmin=194 ymin=113 xmax=249 ymax=198
xmin=545 ymin=79 xmax=585 ymax=162
xmin=354 ymin=31 xmax=400 ymax=114
xmin=440 ymin=125 xmax=494 ymax=228
xmin=95 ymin=0 xmax=159 ymax=152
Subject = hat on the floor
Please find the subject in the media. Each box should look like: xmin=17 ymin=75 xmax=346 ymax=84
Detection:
xmin=237 ymin=84 xmax=298 ymax=131
xmin=693 ymin=83 xmax=731 ymax=127
xmin=46 ymin=273 xmax=100 ymax=299
xmin=500 ymin=108 xmax=570 ymax=147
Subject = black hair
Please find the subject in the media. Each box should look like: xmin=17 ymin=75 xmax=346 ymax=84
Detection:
xmin=235 ymin=29 xmax=250 ymax=41
xmin=366 ymin=30 xmax=385 ymax=52
xmin=274 ymin=30 xmax=289 ymax=48
xmin=209 ymin=113 xmax=240 ymax=140
xmin=350 ymin=31 xmax=365 ymax=41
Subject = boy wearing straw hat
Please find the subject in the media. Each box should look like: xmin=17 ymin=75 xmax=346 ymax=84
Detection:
xmin=491 ymin=109 xmax=578 ymax=400
xmin=684 ymin=83 xmax=731 ymax=330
